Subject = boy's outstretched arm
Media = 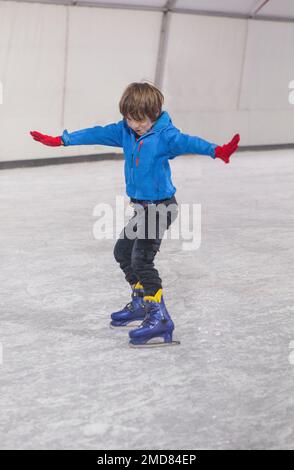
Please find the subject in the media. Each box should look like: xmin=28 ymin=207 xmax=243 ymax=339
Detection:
xmin=30 ymin=120 xmax=124 ymax=148
xmin=166 ymin=128 xmax=240 ymax=164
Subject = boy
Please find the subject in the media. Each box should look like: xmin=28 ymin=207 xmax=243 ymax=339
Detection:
xmin=30 ymin=82 xmax=240 ymax=348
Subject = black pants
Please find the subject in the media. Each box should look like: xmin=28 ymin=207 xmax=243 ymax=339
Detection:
xmin=113 ymin=195 xmax=178 ymax=296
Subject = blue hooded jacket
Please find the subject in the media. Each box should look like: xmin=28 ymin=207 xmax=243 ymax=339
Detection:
xmin=61 ymin=111 xmax=218 ymax=200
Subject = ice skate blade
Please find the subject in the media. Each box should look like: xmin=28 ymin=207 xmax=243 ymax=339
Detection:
xmin=109 ymin=321 xmax=142 ymax=330
xmin=129 ymin=340 xmax=181 ymax=349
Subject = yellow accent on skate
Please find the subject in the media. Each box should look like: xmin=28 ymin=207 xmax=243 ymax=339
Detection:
xmin=143 ymin=288 xmax=162 ymax=303
xmin=134 ymin=281 xmax=144 ymax=290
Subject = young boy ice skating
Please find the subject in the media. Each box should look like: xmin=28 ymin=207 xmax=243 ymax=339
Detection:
xmin=30 ymin=82 xmax=240 ymax=348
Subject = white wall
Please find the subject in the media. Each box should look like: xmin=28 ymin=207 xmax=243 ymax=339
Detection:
xmin=0 ymin=1 xmax=162 ymax=161
xmin=0 ymin=1 xmax=294 ymax=162
xmin=163 ymin=13 xmax=247 ymax=143
xmin=0 ymin=1 xmax=67 ymax=161
xmin=163 ymin=13 xmax=294 ymax=145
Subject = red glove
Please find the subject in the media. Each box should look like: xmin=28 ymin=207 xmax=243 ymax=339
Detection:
xmin=214 ymin=134 xmax=240 ymax=164
xmin=30 ymin=131 xmax=63 ymax=147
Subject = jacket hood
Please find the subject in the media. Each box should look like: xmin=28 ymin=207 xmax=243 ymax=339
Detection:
xmin=151 ymin=110 xmax=172 ymax=132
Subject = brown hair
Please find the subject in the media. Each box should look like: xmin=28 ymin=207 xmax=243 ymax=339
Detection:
xmin=119 ymin=81 xmax=164 ymax=122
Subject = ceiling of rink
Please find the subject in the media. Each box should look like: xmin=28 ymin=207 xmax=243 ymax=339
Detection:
xmin=5 ymin=0 xmax=294 ymax=21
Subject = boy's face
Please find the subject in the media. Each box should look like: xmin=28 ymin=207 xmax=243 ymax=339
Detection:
xmin=125 ymin=115 xmax=156 ymax=136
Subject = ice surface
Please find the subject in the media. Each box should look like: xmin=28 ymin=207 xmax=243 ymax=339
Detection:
xmin=0 ymin=150 xmax=294 ymax=449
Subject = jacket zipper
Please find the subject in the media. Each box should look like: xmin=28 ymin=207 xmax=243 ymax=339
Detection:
xmin=131 ymin=137 xmax=137 ymax=184
xmin=130 ymin=130 xmax=153 ymax=183
xmin=129 ymin=128 xmax=159 ymax=188
xmin=136 ymin=140 xmax=144 ymax=166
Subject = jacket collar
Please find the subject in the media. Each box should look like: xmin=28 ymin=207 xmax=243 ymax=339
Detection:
xmin=151 ymin=110 xmax=172 ymax=132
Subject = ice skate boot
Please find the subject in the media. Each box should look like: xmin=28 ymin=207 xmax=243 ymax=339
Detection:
xmin=129 ymin=289 xmax=180 ymax=348
xmin=110 ymin=282 xmax=146 ymax=328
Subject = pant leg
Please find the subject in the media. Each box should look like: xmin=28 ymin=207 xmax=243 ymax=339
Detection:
xmin=131 ymin=196 xmax=178 ymax=296
xmin=113 ymin=212 xmax=139 ymax=286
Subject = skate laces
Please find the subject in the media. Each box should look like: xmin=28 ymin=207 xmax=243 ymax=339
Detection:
xmin=141 ymin=302 xmax=162 ymax=327
xmin=124 ymin=293 xmax=144 ymax=312
xmin=124 ymin=301 xmax=134 ymax=311
xmin=124 ymin=291 xmax=139 ymax=311
xmin=141 ymin=312 xmax=156 ymax=328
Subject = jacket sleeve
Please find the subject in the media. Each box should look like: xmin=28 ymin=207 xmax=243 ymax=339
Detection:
xmin=61 ymin=120 xmax=124 ymax=147
xmin=165 ymin=128 xmax=217 ymax=160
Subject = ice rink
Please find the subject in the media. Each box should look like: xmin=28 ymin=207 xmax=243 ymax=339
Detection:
xmin=1 ymin=149 xmax=294 ymax=450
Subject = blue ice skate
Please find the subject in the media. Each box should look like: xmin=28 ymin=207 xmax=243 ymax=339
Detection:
xmin=129 ymin=289 xmax=180 ymax=348
xmin=110 ymin=282 xmax=146 ymax=328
